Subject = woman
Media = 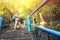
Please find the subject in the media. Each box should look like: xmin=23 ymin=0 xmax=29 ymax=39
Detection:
xmin=12 ymin=11 xmax=20 ymax=31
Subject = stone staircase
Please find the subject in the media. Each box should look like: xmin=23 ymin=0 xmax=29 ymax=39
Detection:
xmin=0 ymin=27 xmax=32 ymax=40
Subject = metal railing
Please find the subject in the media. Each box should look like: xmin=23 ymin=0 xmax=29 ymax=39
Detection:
xmin=27 ymin=0 xmax=60 ymax=39
xmin=0 ymin=17 xmax=3 ymax=30
xmin=0 ymin=17 xmax=10 ymax=30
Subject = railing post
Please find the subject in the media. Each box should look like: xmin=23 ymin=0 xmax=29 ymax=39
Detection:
xmin=0 ymin=17 xmax=3 ymax=30
xmin=28 ymin=15 xmax=31 ymax=32
xmin=24 ymin=20 xmax=25 ymax=25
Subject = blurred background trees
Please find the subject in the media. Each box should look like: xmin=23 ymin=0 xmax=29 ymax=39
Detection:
xmin=0 ymin=0 xmax=60 ymax=31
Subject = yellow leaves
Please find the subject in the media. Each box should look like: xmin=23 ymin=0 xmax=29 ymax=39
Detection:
xmin=0 ymin=0 xmax=45 ymax=18
xmin=0 ymin=11 xmax=4 ymax=16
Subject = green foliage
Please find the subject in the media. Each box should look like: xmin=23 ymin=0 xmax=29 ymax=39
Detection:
xmin=50 ymin=21 xmax=60 ymax=31
xmin=31 ymin=26 xmax=36 ymax=32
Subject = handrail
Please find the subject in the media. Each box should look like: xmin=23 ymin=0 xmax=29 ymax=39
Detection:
xmin=31 ymin=24 xmax=60 ymax=37
xmin=27 ymin=0 xmax=60 ymax=38
xmin=28 ymin=0 xmax=49 ymax=32
xmin=30 ymin=0 xmax=49 ymax=16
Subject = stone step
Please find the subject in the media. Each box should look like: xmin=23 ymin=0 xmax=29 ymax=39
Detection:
xmin=1 ymin=30 xmax=28 ymax=35
xmin=0 ymin=26 xmax=31 ymax=40
xmin=0 ymin=34 xmax=30 ymax=38
xmin=8 ymin=30 xmax=27 ymax=33
xmin=0 ymin=32 xmax=30 ymax=37
xmin=1 ymin=32 xmax=29 ymax=35
xmin=0 ymin=33 xmax=31 ymax=40
xmin=0 ymin=37 xmax=31 ymax=40
xmin=0 ymin=36 xmax=31 ymax=39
